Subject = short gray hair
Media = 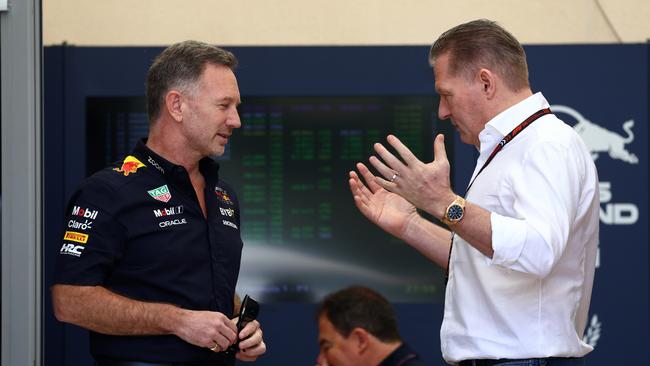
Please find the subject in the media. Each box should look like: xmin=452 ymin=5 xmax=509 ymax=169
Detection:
xmin=146 ymin=40 xmax=238 ymax=122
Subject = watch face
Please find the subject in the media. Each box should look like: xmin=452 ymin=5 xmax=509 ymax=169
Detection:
xmin=447 ymin=204 xmax=464 ymax=221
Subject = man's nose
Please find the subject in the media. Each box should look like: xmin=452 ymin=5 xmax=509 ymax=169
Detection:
xmin=438 ymin=99 xmax=450 ymax=120
xmin=316 ymin=352 xmax=328 ymax=366
xmin=228 ymin=108 xmax=241 ymax=129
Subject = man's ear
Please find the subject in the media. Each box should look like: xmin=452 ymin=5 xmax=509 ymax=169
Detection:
xmin=164 ymin=90 xmax=184 ymax=122
xmin=350 ymin=328 xmax=371 ymax=354
xmin=477 ymin=68 xmax=496 ymax=99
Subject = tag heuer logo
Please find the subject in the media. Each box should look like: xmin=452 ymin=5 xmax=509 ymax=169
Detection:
xmin=148 ymin=185 xmax=172 ymax=203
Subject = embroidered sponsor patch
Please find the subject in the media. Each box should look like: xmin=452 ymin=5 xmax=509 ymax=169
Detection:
xmin=147 ymin=156 xmax=165 ymax=174
xmin=113 ymin=156 xmax=146 ymax=176
xmin=71 ymin=205 xmax=99 ymax=220
xmin=60 ymin=243 xmax=85 ymax=257
xmin=159 ymin=218 xmax=187 ymax=228
xmin=215 ymin=186 xmax=233 ymax=205
xmin=148 ymin=184 xmax=172 ymax=203
xmin=219 ymin=207 xmax=235 ymax=217
xmin=67 ymin=219 xmax=93 ymax=231
xmin=63 ymin=231 xmax=89 ymax=244
xmin=222 ymin=220 xmax=238 ymax=229
xmin=153 ymin=205 xmax=184 ymax=218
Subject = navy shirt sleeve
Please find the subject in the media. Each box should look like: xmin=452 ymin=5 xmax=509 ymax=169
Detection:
xmin=55 ymin=173 xmax=127 ymax=286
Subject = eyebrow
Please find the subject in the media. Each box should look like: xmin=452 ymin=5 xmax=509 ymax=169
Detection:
xmin=218 ymin=96 xmax=242 ymax=105
xmin=436 ymin=86 xmax=451 ymax=94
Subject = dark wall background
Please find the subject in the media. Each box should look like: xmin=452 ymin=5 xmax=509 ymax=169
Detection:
xmin=43 ymin=44 xmax=649 ymax=365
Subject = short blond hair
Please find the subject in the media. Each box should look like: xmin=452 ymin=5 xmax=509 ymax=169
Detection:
xmin=429 ymin=19 xmax=529 ymax=92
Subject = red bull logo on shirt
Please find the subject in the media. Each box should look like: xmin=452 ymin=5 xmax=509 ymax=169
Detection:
xmin=214 ymin=186 xmax=233 ymax=205
xmin=113 ymin=156 xmax=146 ymax=176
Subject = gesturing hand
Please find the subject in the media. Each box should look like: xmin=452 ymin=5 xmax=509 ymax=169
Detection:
xmin=349 ymin=161 xmax=419 ymax=239
xmin=369 ymin=134 xmax=456 ymax=219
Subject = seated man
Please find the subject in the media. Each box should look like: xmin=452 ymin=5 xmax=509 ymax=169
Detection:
xmin=316 ymin=286 xmax=426 ymax=366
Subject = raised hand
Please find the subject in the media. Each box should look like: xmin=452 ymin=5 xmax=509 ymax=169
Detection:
xmin=370 ymin=134 xmax=456 ymax=219
xmin=349 ymin=162 xmax=419 ymax=239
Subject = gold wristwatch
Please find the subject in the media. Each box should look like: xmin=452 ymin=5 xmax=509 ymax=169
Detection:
xmin=441 ymin=195 xmax=466 ymax=226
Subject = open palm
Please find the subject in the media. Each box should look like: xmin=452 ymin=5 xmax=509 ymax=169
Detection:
xmin=349 ymin=163 xmax=418 ymax=239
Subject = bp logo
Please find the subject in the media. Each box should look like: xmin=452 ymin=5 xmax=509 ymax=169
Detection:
xmin=148 ymin=184 xmax=172 ymax=203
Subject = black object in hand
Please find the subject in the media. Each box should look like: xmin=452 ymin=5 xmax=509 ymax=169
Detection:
xmin=226 ymin=295 xmax=259 ymax=355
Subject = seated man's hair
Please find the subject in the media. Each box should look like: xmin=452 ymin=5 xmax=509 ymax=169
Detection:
xmin=317 ymin=286 xmax=401 ymax=342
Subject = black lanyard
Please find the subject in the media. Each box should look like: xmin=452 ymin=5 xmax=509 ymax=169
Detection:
xmin=445 ymin=108 xmax=552 ymax=282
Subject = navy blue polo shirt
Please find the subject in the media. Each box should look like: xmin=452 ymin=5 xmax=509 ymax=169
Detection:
xmin=55 ymin=140 xmax=243 ymax=364
xmin=378 ymin=343 xmax=427 ymax=366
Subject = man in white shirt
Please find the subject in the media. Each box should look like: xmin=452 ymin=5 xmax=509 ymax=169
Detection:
xmin=348 ymin=19 xmax=599 ymax=366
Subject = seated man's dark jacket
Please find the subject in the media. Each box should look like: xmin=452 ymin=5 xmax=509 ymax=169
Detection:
xmin=379 ymin=343 xmax=428 ymax=366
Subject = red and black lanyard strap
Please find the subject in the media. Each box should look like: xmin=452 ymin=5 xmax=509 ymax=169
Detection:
xmin=444 ymin=107 xmax=552 ymax=282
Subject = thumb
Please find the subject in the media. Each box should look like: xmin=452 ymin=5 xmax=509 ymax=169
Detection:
xmin=433 ymin=134 xmax=448 ymax=163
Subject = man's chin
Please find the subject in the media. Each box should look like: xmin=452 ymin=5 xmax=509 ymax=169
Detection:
xmin=208 ymin=147 xmax=226 ymax=159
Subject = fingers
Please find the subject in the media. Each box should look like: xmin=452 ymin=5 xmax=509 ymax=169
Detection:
xmin=236 ymin=320 xmax=267 ymax=361
xmin=373 ymin=141 xmax=406 ymax=175
xmin=433 ymin=134 xmax=448 ymax=163
xmin=237 ymin=320 xmax=261 ymax=345
xmin=218 ymin=314 xmax=238 ymax=340
xmin=210 ymin=334 xmax=230 ymax=352
xmin=236 ymin=339 xmax=266 ymax=362
xmin=349 ymin=170 xmax=370 ymax=201
xmin=368 ymin=155 xmax=396 ymax=186
xmin=349 ymin=174 xmax=370 ymax=210
xmin=177 ymin=310 xmax=240 ymax=352
xmin=210 ymin=313 xmax=238 ymax=350
xmin=355 ymin=162 xmax=382 ymax=192
xmin=386 ymin=135 xmax=419 ymax=164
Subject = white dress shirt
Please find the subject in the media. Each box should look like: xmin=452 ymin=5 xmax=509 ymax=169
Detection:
xmin=440 ymin=93 xmax=599 ymax=362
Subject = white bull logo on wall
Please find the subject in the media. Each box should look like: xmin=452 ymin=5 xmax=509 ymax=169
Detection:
xmin=551 ymin=105 xmax=638 ymax=164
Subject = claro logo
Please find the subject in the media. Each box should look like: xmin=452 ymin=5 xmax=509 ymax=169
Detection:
xmin=551 ymin=105 xmax=638 ymax=164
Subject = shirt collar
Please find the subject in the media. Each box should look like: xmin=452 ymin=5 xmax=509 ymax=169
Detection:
xmin=478 ymin=92 xmax=550 ymax=155
xmin=131 ymin=139 xmax=221 ymax=181
xmin=378 ymin=343 xmax=418 ymax=366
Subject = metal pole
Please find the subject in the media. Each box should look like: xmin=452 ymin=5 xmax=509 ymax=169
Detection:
xmin=1 ymin=0 xmax=43 ymax=365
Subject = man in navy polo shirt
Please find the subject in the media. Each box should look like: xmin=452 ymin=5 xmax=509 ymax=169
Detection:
xmin=52 ymin=40 xmax=266 ymax=366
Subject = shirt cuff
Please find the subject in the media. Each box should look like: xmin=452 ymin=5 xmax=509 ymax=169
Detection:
xmin=488 ymin=212 xmax=527 ymax=267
